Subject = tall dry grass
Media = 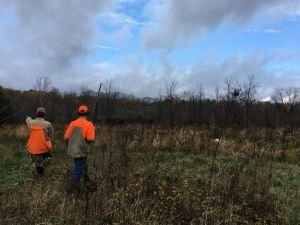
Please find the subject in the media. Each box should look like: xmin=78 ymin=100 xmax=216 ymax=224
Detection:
xmin=0 ymin=124 xmax=299 ymax=224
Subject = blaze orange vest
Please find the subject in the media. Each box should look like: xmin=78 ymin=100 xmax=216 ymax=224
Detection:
xmin=26 ymin=126 xmax=52 ymax=154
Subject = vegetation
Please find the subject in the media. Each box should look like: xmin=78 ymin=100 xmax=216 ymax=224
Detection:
xmin=0 ymin=124 xmax=299 ymax=225
xmin=2 ymin=75 xmax=300 ymax=128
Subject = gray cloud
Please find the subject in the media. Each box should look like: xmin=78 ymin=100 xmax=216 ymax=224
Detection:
xmin=0 ymin=0 xmax=112 ymax=88
xmin=142 ymin=0 xmax=300 ymax=51
xmin=176 ymin=54 xmax=300 ymax=99
xmin=14 ymin=51 xmax=297 ymax=99
xmin=90 ymin=53 xmax=300 ymax=99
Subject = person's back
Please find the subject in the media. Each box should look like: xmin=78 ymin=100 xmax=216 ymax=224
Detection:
xmin=65 ymin=117 xmax=95 ymax=158
xmin=27 ymin=117 xmax=52 ymax=132
xmin=26 ymin=107 xmax=54 ymax=176
xmin=27 ymin=117 xmax=53 ymax=153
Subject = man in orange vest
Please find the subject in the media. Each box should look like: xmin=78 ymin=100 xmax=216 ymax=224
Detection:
xmin=64 ymin=105 xmax=95 ymax=193
xmin=26 ymin=107 xmax=54 ymax=176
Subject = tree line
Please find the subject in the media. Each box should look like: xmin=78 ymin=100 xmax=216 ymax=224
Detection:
xmin=1 ymin=75 xmax=300 ymax=128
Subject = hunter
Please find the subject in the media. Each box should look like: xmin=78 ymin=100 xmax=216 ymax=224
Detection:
xmin=64 ymin=105 xmax=95 ymax=193
xmin=26 ymin=107 xmax=54 ymax=176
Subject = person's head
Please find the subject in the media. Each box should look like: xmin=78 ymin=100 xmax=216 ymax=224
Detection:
xmin=78 ymin=105 xmax=90 ymax=117
xmin=36 ymin=107 xmax=46 ymax=118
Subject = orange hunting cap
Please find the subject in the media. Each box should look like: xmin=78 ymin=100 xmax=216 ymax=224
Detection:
xmin=78 ymin=105 xmax=89 ymax=113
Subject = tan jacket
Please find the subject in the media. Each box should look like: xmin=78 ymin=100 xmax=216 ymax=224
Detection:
xmin=26 ymin=117 xmax=54 ymax=140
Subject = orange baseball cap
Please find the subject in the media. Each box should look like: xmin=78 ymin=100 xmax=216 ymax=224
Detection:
xmin=78 ymin=105 xmax=89 ymax=113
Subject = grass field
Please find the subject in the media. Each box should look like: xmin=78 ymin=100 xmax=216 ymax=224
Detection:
xmin=0 ymin=124 xmax=299 ymax=225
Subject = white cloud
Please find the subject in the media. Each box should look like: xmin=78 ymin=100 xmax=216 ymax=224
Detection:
xmin=117 ymin=0 xmax=138 ymax=3
xmin=263 ymin=29 xmax=282 ymax=33
xmin=142 ymin=0 xmax=300 ymax=51
xmin=96 ymin=11 xmax=144 ymax=47
xmin=100 ymin=24 xmax=133 ymax=47
xmin=94 ymin=61 xmax=112 ymax=69
xmin=94 ymin=44 xmax=121 ymax=51
xmin=98 ymin=12 xmax=144 ymax=26
xmin=248 ymin=28 xmax=283 ymax=34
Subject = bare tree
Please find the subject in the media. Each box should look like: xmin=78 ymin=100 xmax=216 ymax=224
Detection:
xmin=214 ymin=86 xmax=220 ymax=124
xmin=48 ymin=87 xmax=61 ymax=121
xmin=272 ymin=87 xmax=300 ymax=113
xmin=34 ymin=77 xmax=51 ymax=92
xmin=223 ymin=78 xmax=235 ymax=125
xmin=79 ymin=85 xmax=91 ymax=105
xmin=165 ymin=78 xmax=177 ymax=100
xmin=286 ymin=87 xmax=300 ymax=113
xmin=240 ymin=74 xmax=258 ymax=127
xmin=157 ymin=90 xmax=164 ymax=123
xmin=165 ymin=78 xmax=177 ymax=126
xmin=272 ymin=88 xmax=284 ymax=105
xmin=183 ymin=89 xmax=196 ymax=124
xmin=197 ymin=84 xmax=205 ymax=124
xmin=223 ymin=77 xmax=244 ymax=126
xmin=34 ymin=76 xmax=51 ymax=106
xmin=103 ymin=79 xmax=119 ymax=122
xmin=63 ymin=92 xmax=78 ymax=122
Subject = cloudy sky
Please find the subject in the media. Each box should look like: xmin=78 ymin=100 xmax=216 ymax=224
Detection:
xmin=0 ymin=0 xmax=300 ymax=98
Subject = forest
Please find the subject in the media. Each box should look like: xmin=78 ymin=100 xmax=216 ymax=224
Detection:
xmin=1 ymin=75 xmax=300 ymax=128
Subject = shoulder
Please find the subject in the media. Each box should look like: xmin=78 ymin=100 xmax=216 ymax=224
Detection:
xmin=45 ymin=120 xmax=52 ymax=126
xmin=26 ymin=117 xmax=33 ymax=124
xmin=78 ymin=118 xmax=93 ymax=127
xmin=82 ymin=120 xmax=95 ymax=130
xmin=38 ymin=119 xmax=51 ymax=128
xmin=68 ymin=120 xmax=77 ymax=127
xmin=87 ymin=120 xmax=95 ymax=128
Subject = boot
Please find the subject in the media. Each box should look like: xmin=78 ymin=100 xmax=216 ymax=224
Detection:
xmin=36 ymin=165 xmax=44 ymax=176
xmin=39 ymin=157 xmax=51 ymax=176
xmin=63 ymin=179 xmax=80 ymax=194
xmin=31 ymin=162 xmax=36 ymax=174
xmin=31 ymin=161 xmax=44 ymax=177
xmin=83 ymin=175 xmax=97 ymax=193
xmin=41 ymin=157 xmax=52 ymax=170
xmin=83 ymin=175 xmax=91 ymax=183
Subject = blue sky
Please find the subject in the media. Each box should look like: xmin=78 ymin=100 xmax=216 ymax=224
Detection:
xmin=0 ymin=0 xmax=300 ymax=98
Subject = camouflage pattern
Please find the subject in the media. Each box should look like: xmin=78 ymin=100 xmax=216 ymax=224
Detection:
xmin=31 ymin=151 xmax=53 ymax=175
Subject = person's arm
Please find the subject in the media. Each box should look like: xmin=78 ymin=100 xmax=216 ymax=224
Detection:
xmin=47 ymin=123 xmax=54 ymax=139
xmin=86 ymin=123 xmax=95 ymax=144
xmin=26 ymin=117 xmax=32 ymax=128
xmin=64 ymin=123 xmax=73 ymax=142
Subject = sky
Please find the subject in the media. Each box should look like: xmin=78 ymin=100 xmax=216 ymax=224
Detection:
xmin=0 ymin=0 xmax=300 ymax=99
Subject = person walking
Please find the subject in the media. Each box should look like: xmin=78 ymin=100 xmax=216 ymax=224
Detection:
xmin=26 ymin=107 xmax=54 ymax=176
xmin=64 ymin=105 xmax=95 ymax=193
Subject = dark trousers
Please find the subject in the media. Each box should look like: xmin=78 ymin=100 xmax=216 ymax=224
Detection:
xmin=71 ymin=157 xmax=88 ymax=182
